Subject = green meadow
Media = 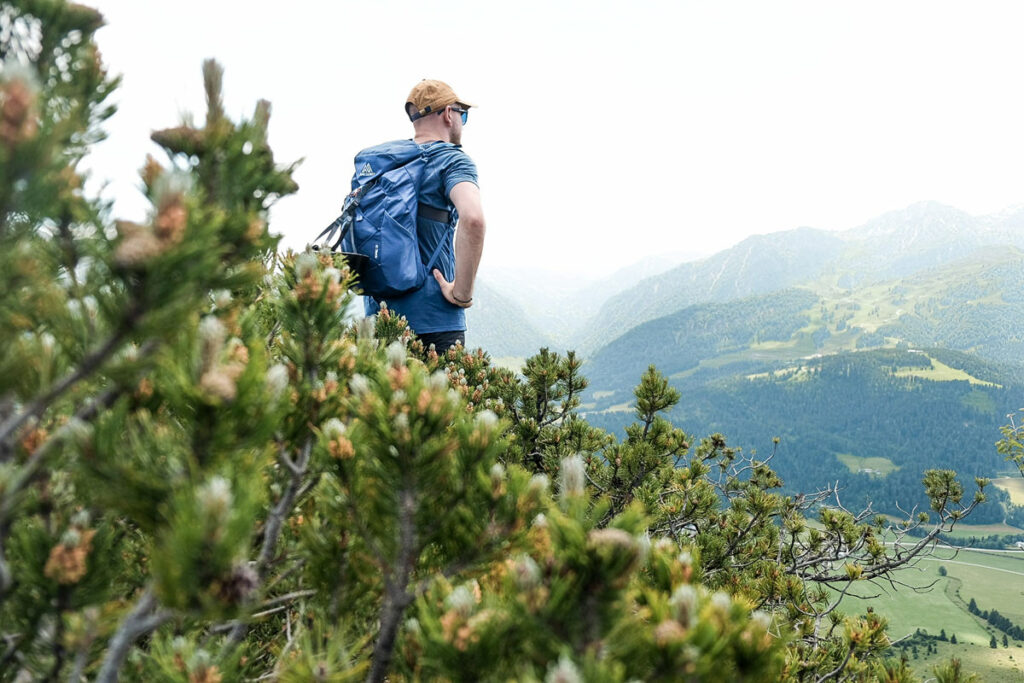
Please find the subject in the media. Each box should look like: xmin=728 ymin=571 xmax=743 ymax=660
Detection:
xmin=891 ymin=355 xmax=1001 ymax=387
xmin=835 ymin=453 xmax=899 ymax=476
xmin=838 ymin=547 xmax=1024 ymax=681
xmin=994 ymin=477 xmax=1024 ymax=506
xmin=939 ymin=521 xmax=1024 ymax=540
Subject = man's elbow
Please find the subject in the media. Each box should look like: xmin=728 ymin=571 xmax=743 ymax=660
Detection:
xmin=460 ymin=213 xmax=486 ymax=240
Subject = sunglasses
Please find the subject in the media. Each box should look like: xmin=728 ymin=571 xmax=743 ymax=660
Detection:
xmin=450 ymin=106 xmax=468 ymax=125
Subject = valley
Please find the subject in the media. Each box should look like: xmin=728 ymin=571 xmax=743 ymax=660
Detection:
xmin=472 ymin=203 xmax=1024 ymax=523
xmin=843 ymin=545 xmax=1024 ymax=681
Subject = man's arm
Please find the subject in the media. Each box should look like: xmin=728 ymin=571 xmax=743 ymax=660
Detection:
xmin=434 ymin=181 xmax=485 ymax=308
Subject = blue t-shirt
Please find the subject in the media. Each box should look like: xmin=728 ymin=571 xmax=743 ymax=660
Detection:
xmin=364 ymin=140 xmax=478 ymax=334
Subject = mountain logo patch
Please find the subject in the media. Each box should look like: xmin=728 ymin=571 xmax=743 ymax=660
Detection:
xmin=359 ymin=163 xmax=374 ymax=177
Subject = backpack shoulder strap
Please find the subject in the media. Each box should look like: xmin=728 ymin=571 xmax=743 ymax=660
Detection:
xmin=316 ymin=143 xmax=425 ymax=251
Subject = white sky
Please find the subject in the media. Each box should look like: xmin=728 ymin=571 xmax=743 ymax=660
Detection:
xmin=86 ymin=1 xmax=1024 ymax=277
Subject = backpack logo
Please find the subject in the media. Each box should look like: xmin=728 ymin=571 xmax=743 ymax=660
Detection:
xmin=359 ymin=163 xmax=374 ymax=177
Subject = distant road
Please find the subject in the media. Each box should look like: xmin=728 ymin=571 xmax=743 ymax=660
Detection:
xmin=914 ymin=554 xmax=1024 ymax=578
xmin=881 ymin=543 xmax=1024 ymax=577
xmin=887 ymin=542 xmax=1024 ymax=556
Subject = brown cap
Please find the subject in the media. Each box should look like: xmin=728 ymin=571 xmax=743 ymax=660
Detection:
xmin=406 ymin=79 xmax=473 ymax=121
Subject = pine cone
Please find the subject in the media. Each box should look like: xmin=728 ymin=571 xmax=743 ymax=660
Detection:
xmin=44 ymin=529 xmax=96 ymax=585
xmin=215 ymin=563 xmax=258 ymax=605
xmin=0 ymin=78 xmax=38 ymax=148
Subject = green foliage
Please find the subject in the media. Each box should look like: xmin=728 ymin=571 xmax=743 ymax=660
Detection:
xmin=586 ymin=288 xmax=820 ymax=391
xmin=997 ymin=410 xmax=1024 ymax=479
xmin=491 ymin=347 xmax=611 ymax=475
xmin=403 ymin=470 xmax=785 ymax=682
xmin=965 ymin=595 xmax=1024 ymax=641
xmin=932 ymin=657 xmax=979 ymax=683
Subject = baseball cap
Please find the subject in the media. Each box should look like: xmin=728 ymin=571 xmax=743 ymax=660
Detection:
xmin=406 ymin=79 xmax=474 ymax=121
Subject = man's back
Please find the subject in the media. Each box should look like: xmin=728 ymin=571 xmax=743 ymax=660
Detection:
xmin=361 ymin=139 xmax=478 ymax=338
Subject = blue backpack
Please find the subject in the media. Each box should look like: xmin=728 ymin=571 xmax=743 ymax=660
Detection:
xmin=314 ymin=140 xmax=449 ymax=299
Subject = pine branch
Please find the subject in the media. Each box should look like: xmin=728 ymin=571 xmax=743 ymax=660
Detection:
xmin=0 ymin=301 xmax=141 ymax=446
xmin=266 ymin=558 xmax=306 ymax=593
xmin=584 ymin=469 xmax=606 ymax=494
xmin=335 ymin=464 xmax=388 ymax=568
xmin=0 ymin=536 xmax=11 ymax=603
xmin=366 ymin=467 xmax=419 ymax=683
xmin=257 ymin=434 xmax=314 ymax=573
xmin=221 ymin=432 xmax=314 ymax=653
xmin=0 ymin=385 xmax=122 ymax=599
xmin=43 ymin=586 xmax=70 ymax=682
xmin=208 ymin=590 xmax=318 ymax=635
xmin=0 ymin=631 xmax=23 ymax=675
xmin=222 ymin=348 xmax=322 ymax=654
xmin=95 ymin=588 xmax=173 ymax=683
xmin=814 ymin=641 xmax=856 ymax=683
xmin=0 ymin=385 xmax=120 ymax=522
xmin=68 ymin=636 xmax=91 ymax=683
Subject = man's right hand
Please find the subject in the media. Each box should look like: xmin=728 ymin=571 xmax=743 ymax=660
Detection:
xmin=433 ymin=269 xmax=473 ymax=308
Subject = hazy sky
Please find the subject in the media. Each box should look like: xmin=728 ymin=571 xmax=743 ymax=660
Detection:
xmin=86 ymin=1 xmax=1024 ymax=277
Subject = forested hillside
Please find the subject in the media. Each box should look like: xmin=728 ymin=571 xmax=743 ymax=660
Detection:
xmin=867 ymin=247 xmax=1024 ymax=365
xmin=576 ymin=227 xmax=844 ymax=353
xmin=587 ymin=348 xmax=1021 ymax=522
xmin=584 ymin=288 xmax=820 ymax=391
xmin=575 ymin=245 xmax=1024 ymax=522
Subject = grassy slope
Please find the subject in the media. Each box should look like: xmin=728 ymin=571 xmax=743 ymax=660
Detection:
xmin=918 ymin=641 xmax=1024 ymax=682
xmin=835 ymin=453 xmax=899 ymax=475
xmin=994 ymin=477 xmax=1024 ymax=506
xmin=893 ymin=357 xmax=1001 ymax=386
xmin=940 ymin=522 xmax=1024 ymax=539
xmin=837 ymin=547 xmax=1024 ymax=681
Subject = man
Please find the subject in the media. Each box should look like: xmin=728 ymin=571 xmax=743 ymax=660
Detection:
xmin=363 ymin=79 xmax=486 ymax=351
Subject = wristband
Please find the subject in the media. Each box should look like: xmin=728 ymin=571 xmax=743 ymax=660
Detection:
xmin=453 ymin=294 xmax=473 ymax=305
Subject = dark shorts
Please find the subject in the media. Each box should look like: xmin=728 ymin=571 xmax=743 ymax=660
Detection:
xmin=417 ymin=330 xmax=465 ymax=352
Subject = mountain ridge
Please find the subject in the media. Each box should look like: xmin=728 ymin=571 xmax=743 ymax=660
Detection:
xmin=574 ymin=202 xmax=1024 ymax=354
xmin=581 ymin=246 xmax=1024 ymax=398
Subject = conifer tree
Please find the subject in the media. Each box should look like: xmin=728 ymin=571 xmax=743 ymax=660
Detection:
xmin=998 ymin=410 xmax=1024 ymax=478
xmin=933 ymin=657 xmax=979 ymax=683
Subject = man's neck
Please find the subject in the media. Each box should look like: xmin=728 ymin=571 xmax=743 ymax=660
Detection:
xmin=412 ymin=123 xmax=452 ymax=144
xmin=413 ymin=133 xmax=449 ymax=144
